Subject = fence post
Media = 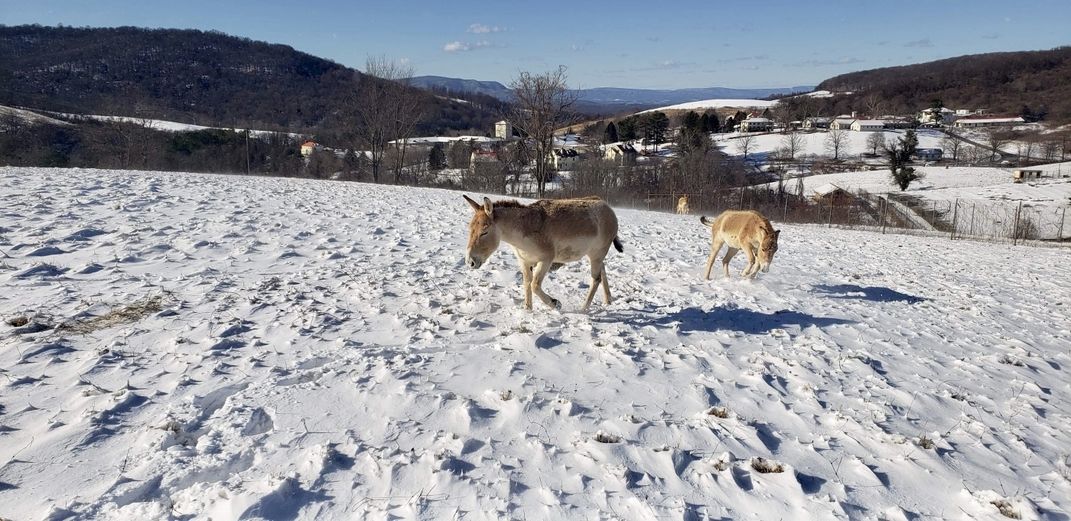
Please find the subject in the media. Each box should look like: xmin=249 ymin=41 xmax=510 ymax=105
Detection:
xmin=1012 ymin=200 xmax=1023 ymax=246
xmin=881 ymin=195 xmax=889 ymax=234
xmin=783 ymin=197 xmax=789 ymax=223
xmin=828 ymin=195 xmax=834 ymax=227
xmin=1059 ymin=206 xmax=1067 ymax=241
xmin=950 ymin=199 xmax=959 ymax=240
xmin=969 ymin=203 xmax=976 ymax=237
xmin=738 ymin=189 xmax=745 ymax=209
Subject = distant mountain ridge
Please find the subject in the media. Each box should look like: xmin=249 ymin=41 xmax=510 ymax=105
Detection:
xmin=0 ymin=25 xmax=502 ymax=137
xmin=815 ymin=47 xmax=1071 ymax=122
xmin=410 ymin=75 xmax=812 ymax=106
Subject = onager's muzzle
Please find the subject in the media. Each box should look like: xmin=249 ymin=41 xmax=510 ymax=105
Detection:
xmin=466 ymin=253 xmax=485 ymax=269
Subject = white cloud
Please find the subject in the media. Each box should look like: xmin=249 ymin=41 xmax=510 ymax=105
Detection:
xmin=443 ymin=40 xmax=496 ymax=53
xmin=468 ymin=23 xmax=504 ymax=34
xmin=443 ymin=41 xmax=467 ymax=52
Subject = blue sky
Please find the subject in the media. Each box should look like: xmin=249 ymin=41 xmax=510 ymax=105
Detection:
xmin=2 ymin=0 xmax=1069 ymax=89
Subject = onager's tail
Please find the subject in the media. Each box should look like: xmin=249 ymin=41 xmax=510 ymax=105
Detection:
xmin=700 ymin=216 xmax=714 ymax=227
xmin=612 ymin=237 xmax=624 ymax=253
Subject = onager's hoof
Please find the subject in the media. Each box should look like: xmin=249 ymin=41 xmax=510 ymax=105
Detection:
xmin=551 ymin=299 xmax=562 ymax=310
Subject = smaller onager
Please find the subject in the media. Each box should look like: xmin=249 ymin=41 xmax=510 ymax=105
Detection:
xmin=464 ymin=195 xmax=623 ymax=311
xmin=700 ymin=210 xmax=780 ymax=279
xmin=676 ymin=196 xmax=691 ymax=215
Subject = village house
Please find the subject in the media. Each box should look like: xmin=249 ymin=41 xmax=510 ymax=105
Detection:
xmin=952 ymin=115 xmax=1026 ymax=129
xmin=918 ymin=107 xmax=957 ymax=125
xmin=829 ymin=118 xmax=855 ymax=131
xmin=881 ymin=116 xmax=914 ymax=129
xmin=551 ymin=148 xmax=581 ymax=170
xmin=300 ymin=140 xmax=317 ymax=157
xmin=604 ymin=143 xmax=639 ymax=164
xmin=850 ymin=119 xmax=885 ymax=132
xmin=803 ymin=117 xmax=832 ymax=130
xmin=738 ymin=117 xmax=773 ymax=133
xmin=494 ymin=120 xmax=513 ymax=140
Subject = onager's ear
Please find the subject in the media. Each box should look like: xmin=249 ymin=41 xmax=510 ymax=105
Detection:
xmin=482 ymin=197 xmax=494 ymax=219
xmin=774 ymin=229 xmax=781 ymax=238
xmin=463 ymin=194 xmax=481 ymax=211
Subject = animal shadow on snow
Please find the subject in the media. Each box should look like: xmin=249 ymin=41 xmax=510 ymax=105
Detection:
xmin=812 ymin=284 xmax=925 ymax=304
xmin=599 ymin=305 xmax=852 ymax=335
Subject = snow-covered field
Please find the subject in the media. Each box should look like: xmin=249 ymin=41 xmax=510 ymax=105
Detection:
xmin=714 ymin=129 xmax=947 ymax=160
xmin=769 ymin=164 xmax=1071 ymax=206
xmin=642 ymin=98 xmax=778 ymax=113
xmin=2 ymin=167 xmax=1071 ymax=520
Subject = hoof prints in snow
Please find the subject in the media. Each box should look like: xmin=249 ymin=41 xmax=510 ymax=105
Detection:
xmin=0 ymin=167 xmax=1070 ymax=520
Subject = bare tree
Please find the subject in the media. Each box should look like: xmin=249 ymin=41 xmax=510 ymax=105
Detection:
xmin=736 ymin=133 xmax=756 ymax=161
xmin=984 ymin=129 xmax=1011 ymax=163
xmin=508 ymin=66 xmax=579 ymax=197
xmin=866 ymin=131 xmax=886 ymax=156
xmin=350 ymin=56 xmax=426 ymax=183
xmin=780 ymin=131 xmax=804 ymax=161
xmin=861 ymin=93 xmax=884 ymax=118
xmin=940 ymin=132 xmax=963 ymax=162
xmin=825 ymin=128 xmax=850 ymax=160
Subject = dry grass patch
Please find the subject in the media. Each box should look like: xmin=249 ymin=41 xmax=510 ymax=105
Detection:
xmin=58 ymin=293 xmax=171 ymax=334
xmin=6 ymin=316 xmax=29 ymax=327
xmin=594 ymin=432 xmax=621 ymax=444
xmin=990 ymin=499 xmax=1021 ymax=519
xmin=707 ymin=406 xmax=730 ymax=419
xmin=750 ymin=457 xmax=785 ymax=474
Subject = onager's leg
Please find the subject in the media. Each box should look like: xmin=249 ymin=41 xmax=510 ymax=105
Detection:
xmin=530 ymin=261 xmax=560 ymax=310
xmin=741 ymin=247 xmax=757 ymax=278
xmin=704 ymin=238 xmax=725 ymax=280
xmin=582 ymin=256 xmax=606 ymax=312
xmin=722 ymin=247 xmax=740 ymax=278
xmin=601 ymin=266 xmax=612 ymax=304
xmin=520 ymin=262 xmax=534 ymax=310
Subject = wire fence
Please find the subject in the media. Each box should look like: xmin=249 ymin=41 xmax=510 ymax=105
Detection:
xmin=642 ymin=189 xmax=1070 ymax=247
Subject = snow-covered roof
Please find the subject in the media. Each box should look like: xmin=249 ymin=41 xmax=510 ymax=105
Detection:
xmin=743 ymin=117 xmax=772 ymax=123
xmin=813 ymin=183 xmax=846 ymax=196
xmin=852 ymin=120 xmax=885 ymax=126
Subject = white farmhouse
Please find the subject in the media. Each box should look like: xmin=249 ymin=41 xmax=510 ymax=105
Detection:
xmin=829 ymin=118 xmax=855 ymax=131
xmin=850 ymin=120 xmax=884 ymax=132
xmin=738 ymin=117 xmax=773 ymax=132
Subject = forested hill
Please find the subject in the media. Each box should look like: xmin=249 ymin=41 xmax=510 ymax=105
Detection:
xmin=0 ymin=25 xmax=502 ymax=136
xmin=816 ymin=46 xmax=1071 ymax=122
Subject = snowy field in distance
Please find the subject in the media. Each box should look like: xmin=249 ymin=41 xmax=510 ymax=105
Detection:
xmin=766 ymin=163 xmax=1071 ymax=206
xmin=713 ymin=128 xmax=947 ymax=160
xmin=642 ymin=98 xmax=779 ymax=113
xmin=1 ymin=167 xmax=1070 ymax=520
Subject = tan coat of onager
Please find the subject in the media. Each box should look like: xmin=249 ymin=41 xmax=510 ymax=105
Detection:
xmin=676 ymin=196 xmax=691 ymax=215
xmin=464 ymin=195 xmax=623 ymax=311
xmin=700 ymin=210 xmax=780 ymax=279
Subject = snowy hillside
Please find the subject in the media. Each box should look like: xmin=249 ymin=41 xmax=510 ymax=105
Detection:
xmin=642 ymin=98 xmax=778 ymax=113
xmin=2 ymin=167 xmax=1070 ymax=520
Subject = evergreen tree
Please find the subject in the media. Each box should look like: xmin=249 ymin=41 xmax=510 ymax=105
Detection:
xmin=605 ymin=121 xmax=619 ymax=143
xmin=887 ymin=129 xmax=922 ymax=190
xmin=428 ymin=142 xmax=446 ymax=171
xmin=617 ymin=116 xmax=638 ymax=141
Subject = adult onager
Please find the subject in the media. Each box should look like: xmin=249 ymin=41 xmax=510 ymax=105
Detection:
xmin=676 ymin=196 xmax=691 ymax=215
xmin=463 ymin=195 xmax=623 ymax=311
xmin=700 ymin=210 xmax=780 ymax=279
